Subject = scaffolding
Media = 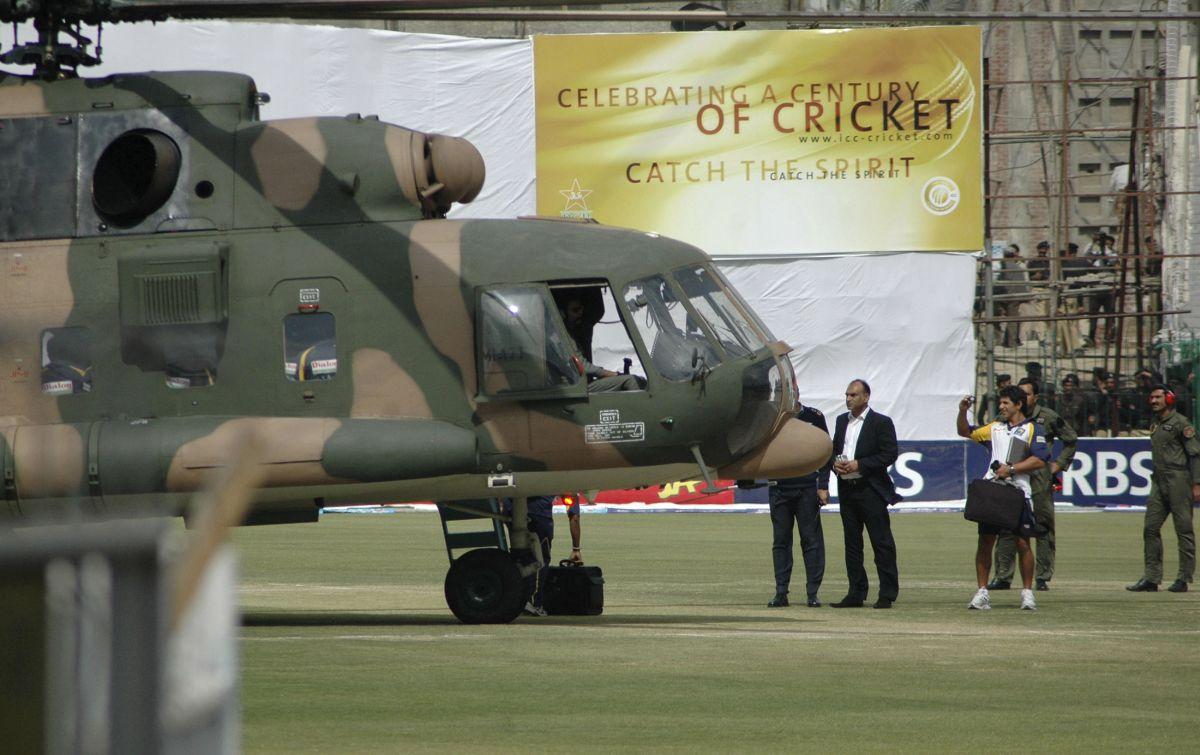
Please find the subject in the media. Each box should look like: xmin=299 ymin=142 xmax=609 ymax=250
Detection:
xmin=975 ymin=9 xmax=1199 ymax=435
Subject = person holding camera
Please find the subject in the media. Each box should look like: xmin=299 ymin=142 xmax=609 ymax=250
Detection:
xmin=988 ymin=377 xmax=1077 ymax=592
xmin=957 ymin=386 xmax=1049 ymax=611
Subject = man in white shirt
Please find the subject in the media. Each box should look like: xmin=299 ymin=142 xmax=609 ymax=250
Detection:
xmin=829 ymin=379 xmax=901 ymax=609
xmin=957 ymin=385 xmax=1050 ymax=611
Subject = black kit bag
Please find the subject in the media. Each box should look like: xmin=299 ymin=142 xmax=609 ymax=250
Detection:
xmin=964 ymin=478 xmax=1025 ymax=531
xmin=543 ymin=560 xmax=605 ymax=616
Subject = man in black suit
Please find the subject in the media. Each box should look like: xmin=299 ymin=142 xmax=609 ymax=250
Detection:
xmin=830 ymin=379 xmax=901 ymax=609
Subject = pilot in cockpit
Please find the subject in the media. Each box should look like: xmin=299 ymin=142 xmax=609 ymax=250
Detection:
xmin=558 ymin=292 xmax=641 ymax=392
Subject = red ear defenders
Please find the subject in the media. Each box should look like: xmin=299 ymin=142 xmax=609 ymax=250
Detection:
xmin=1165 ymin=389 xmax=1176 ymax=407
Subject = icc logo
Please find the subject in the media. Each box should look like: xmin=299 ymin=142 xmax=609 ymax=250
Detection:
xmin=921 ymin=176 xmax=960 ymax=216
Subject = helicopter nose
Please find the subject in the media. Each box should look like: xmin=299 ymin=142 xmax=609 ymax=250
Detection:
xmin=717 ymin=418 xmax=833 ymax=480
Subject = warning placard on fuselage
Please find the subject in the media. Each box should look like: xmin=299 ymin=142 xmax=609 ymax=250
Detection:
xmin=585 ymin=410 xmax=645 ymax=444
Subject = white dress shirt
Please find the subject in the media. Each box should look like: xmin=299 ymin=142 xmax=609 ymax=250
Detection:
xmin=841 ymin=407 xmax=871 ymax=479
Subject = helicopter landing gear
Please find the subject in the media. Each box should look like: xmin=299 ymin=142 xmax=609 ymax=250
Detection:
xmin=443 ymin=548 xmax=527 ymax=624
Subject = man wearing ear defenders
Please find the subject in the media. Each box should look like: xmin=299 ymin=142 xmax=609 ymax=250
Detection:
xmin=1127 ymin=386 xmax=1200 ymax=593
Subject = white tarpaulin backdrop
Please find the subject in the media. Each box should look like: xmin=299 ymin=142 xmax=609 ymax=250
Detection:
xmin=719 ymin=254 xmax=977 ymax=438
xmin=19 ymin=21 xmax=976 ymax=438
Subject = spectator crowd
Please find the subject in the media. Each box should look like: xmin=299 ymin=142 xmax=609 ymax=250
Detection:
xmin=977 ymin=364 xmax=1192 ymax=436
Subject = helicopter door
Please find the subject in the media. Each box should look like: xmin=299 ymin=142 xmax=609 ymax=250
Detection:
xmin=475 ymin=284 xmax=586 ymax=401
xmin=533 ymin=283 xmax=659 ymax=457
xmin=271 ymin=278 xmax=347 ymax=408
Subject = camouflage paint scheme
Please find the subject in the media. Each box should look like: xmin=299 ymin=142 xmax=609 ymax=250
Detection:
xmin=0 ymin=70 xmax=831 ymax=523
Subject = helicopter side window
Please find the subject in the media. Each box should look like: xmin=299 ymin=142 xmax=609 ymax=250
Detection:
xmin=479 ymin=285 xmax=581 ymax=396
xmin=551 ymin=283 xmax=648 ymax=391
xmin=622 ymin=276 xmax=722 ymax=381
xmin=283 ymin=313 xmax=338 ymax=382
xmin=672 ymin=265 xmax=766 ymax=359
xmin=40 ymin=327 xmax=93 ymax=395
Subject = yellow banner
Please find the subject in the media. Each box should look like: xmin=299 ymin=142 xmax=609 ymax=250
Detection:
xmin=534 ymin=26 xmax=982 ymax=254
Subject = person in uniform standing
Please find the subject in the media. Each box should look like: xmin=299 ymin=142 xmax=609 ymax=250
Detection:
xmin=1127 ymin=386 xmax=1200 ymax=593
xmin=829 ymin=379 xmax=901 ymax=609
xmin=988 ymin=377 xmax=1077 ymax=592
xmin=765 ymin=402 xmax=830 ymax=608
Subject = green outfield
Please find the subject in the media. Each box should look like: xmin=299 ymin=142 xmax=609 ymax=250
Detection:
xmin=233 ymin=511 xmax=1199 ymax=753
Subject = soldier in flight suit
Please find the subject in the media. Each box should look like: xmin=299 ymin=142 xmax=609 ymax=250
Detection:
xmin=1127 ymin=386 xmax=1200 ymax=593
xmin=764 ymin=402 xmax=830 ymax=608
xmin=989 ymin=378 xmax=1077 ymax=591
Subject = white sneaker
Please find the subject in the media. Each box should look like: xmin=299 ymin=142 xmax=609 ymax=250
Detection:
xmin=1020 ymin=589 xmax=1037 ymax=611
xmin=522 ymin=601 xmax=547 ymax=617
xmin=968 ymin=588 xmax=991 ymax=610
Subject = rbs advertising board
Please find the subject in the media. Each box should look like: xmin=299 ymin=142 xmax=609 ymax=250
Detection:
xmin=821 ymin=439 xmax=1151 ymax=506
xmin=616 ymin=439 xmax=1152 ymax=507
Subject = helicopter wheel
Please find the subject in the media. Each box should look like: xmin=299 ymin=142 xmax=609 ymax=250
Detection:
xmin=444 ymin=548 xmax=527 ymax=624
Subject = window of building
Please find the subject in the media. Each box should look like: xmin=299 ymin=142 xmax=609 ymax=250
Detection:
xmin=1109 ymin=29 xmax=1133 ymax=40
xmin=40 ymin=327 xmax=92 ymax=395
xmin=478 ymin=285 xmax=580 ymax=396
xmin=1079 ymin=162 xmax=1102 ymax=173
xmin=1078 ymin=195 xmax=1102 ymax=204
xmin=283 ymin=312 xmax=337 ymax=381
xmin=1079 ymin=29 xmax=1102 ymax=40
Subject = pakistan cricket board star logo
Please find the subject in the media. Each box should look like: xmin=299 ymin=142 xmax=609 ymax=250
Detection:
xmin=559 ymin=178 xmax=594 ymax=219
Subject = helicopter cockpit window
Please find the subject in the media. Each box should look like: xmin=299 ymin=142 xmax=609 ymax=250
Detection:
xmin=40 ymin=327 xmax=93 ymax=395
xmin=672 ymin=266 xmax=767 ymax=358
xmin=479 ymin=285 xmax=581 ymax=396
xmin=623 ymin=276 xmax=722 ymax=381
xmin=283 ymin=313 xmax=338 ymax=382
xmin=551 ymin=283 xmax=647 ymax=391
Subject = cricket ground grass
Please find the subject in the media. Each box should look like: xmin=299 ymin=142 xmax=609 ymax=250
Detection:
xmin=234 ymin=511 xmax=1199 ymax=753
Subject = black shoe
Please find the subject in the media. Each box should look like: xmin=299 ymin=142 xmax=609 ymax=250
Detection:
xmin=986 ymin=578 xmax=1011 ymax=591
xmin=1167 ymin=580 xmax=1189 ymax=593
xmin=767 ymin=594 xmax=789 ymax=607
xmin=1035 ymin=578 xmax=1049 ymax=592
xmin=806 ymin=597 xmax=822 ymax=607
xmin=872 ymin=598 xmax=893 ymax=609
xmin=831 ymin=597 xmax=865 ymax=608
xmin=1126 ymin=578 xmax=1159 ymax=592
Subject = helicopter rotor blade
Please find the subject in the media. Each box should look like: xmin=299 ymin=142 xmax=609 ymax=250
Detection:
xmin=0 ymin=0 xmax=675 ymax=24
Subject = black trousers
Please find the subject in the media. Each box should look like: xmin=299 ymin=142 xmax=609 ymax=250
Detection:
xmin=503 ymin=515 xmax=553 ymax=607
xmin=769 ymin=486 xmax=825 ymax=598
xmin=838 ymin=480 xmax=899 ymax=601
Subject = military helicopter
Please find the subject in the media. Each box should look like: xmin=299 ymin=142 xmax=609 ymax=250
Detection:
xmin=0 ymin=0 xmax=832 ymax=623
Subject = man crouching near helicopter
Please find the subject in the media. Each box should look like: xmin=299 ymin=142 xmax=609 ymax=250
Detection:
xmin=956 ymin=386 xmax=1049 ymax=611
xmin=500 ymin=494 xmax=583 ymax=617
